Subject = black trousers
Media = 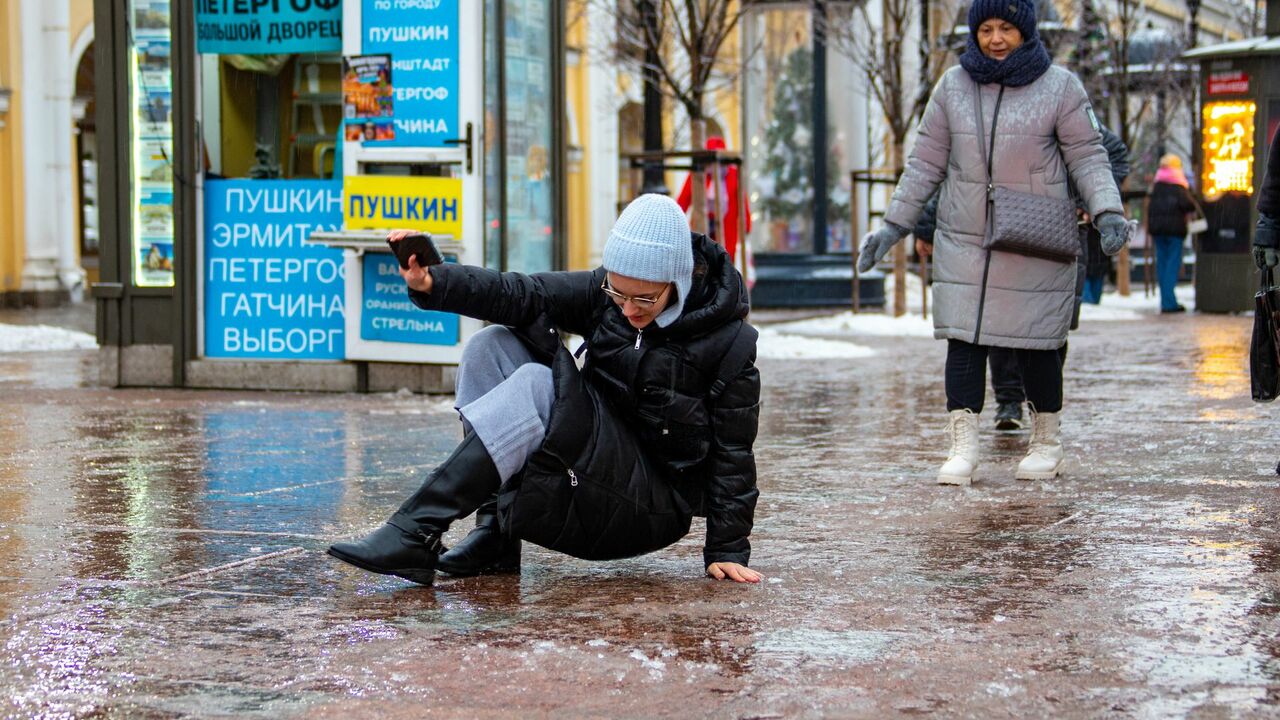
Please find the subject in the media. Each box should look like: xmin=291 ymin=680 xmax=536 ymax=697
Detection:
xmin=988 ymin=348 xmax=1025 ymax=405
xmin=947 ymin=340 xmax=1063 ymax=413
xmin=987 ymin=343 xmax=1070 ymax=406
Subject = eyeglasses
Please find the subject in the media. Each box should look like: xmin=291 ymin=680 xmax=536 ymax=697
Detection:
xmin=601 ymin=278 xmax=670 ymax=309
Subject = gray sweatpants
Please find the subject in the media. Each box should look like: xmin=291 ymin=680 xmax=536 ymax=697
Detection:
xmin=455 ymin=326 xmax=555 ymax=482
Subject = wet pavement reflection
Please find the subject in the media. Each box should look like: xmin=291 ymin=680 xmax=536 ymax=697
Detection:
xmin=1 ymin=311 xmax=1278 ymax=716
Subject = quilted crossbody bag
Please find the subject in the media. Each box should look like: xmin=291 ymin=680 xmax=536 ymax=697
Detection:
xmin=974 ymin=85 xmax=1081 ymax=263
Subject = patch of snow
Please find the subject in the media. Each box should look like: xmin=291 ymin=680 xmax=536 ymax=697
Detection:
xmin=1078 ymin=304 xmax=1143 ymax=322
xmin=0 ymin=323 xmax=97 ymax=353
xmin=629 ymin=649 xmax=666 ymax=673
xmin=756 ymin=327 xmax=876 ymax=360
xmin=766 ymin=270 xmax=935 ymax=339
xmin=772 ymin=311 xmax=935 ymax=338
xmin=882 ymin=269 xmax=931 ymax=314
xmin=1078 ymin=285 xmax=1197 ymax=321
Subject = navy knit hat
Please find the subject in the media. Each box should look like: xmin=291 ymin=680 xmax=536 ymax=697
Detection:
xmin=602 ymin=194 xmax=694 ymax=327
xmin=968 ymin=0 xmax=1038 ymax=42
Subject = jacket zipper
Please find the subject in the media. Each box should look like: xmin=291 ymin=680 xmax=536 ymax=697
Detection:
xmin=974 ymin=250 xmax=994 ymax=344
xmin=634 ymin=329 xmax=644 ymax=350
xmin=565 ymin=465 xmax=658 ymax=510
xmin=973 ymin=84 xmax=1006 ymax=344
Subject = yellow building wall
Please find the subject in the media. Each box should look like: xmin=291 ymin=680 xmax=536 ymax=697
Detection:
xmin=565 ymin=2 xmax=591 ymax=270
xmin=0 ymin=0 xmax=95 ymax=295
xmin=70 ymin=0 xmax=92 ymax=43
xmin=0 ymin=0 xmax=24 ymax=294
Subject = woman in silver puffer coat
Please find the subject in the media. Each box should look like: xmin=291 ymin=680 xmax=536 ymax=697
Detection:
xmin=857 ymin=0 xmax=1126 ymax=486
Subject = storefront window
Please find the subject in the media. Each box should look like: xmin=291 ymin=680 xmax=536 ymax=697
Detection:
xmin=485 ymin=0 xmax=502 ymax=271
xmin=743 ymin=6 xmax=854 ymax=255
xmin=480 ymin=0 xmax=557 ymax=273
xmin=195 ymin=0 xmax=348 ymax=360
xmin=824 ymin=7 xmax=857 ymax=253
xmin=501 ymin=0 xmax=555 ymax=273
xmin=130 ymin=0 xmax=175 ymax=287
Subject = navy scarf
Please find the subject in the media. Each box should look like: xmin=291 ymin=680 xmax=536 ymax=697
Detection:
xmin=959 ymin=35 xmax=1052 ymax=87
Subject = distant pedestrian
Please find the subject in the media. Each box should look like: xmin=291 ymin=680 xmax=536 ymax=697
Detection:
xmin=1144 ymin=154 xmax=1198 ymax=313
xmin=857 ymin=0 xmax=1125 ymax=485
xmin=327 ymin=194 xmax=763 ymax=586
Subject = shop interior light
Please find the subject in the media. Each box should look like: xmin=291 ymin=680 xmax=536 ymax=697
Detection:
xmin=1201 ymin=101 xmax=1256 ymax=200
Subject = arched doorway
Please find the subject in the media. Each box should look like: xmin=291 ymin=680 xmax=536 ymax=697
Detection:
xmin=73 ymin=39 xmax=98 ymax=285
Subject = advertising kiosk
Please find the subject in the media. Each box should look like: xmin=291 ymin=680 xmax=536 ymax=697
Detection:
xmin=1184 ymin=14 xmax=1280 ymax=313
xmin=92 ymin=0 xmax=563 ymax=391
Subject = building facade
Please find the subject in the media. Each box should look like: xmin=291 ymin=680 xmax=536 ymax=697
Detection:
xmin=0 ymin=0 xmax=1266 ymax=342
xmin=0 ymin=0 xmax=97 ymax=307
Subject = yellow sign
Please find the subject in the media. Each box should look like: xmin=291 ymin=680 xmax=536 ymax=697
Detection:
xmin=344 ymin=175 xmax=462 ymax=238
xmin=1201 ymin=101 xmax=1256 ymax=201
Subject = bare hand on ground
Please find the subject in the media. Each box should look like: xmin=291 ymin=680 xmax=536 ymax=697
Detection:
xmin=706 ymin=562 xmax=762 ymax=583
xmin=388 ymin=229 xmax=433 ymax=294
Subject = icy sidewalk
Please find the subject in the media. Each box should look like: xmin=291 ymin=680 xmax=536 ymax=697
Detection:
xmin=0 ymin=307 xmax=1273 ymax=718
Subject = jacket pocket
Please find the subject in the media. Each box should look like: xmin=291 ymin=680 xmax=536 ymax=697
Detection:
xmin=637 ymin=391 xmax=711 ymax=471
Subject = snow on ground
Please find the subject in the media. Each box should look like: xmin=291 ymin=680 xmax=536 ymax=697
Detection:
xmin=1077 ymin=303 xmax=1143 ymax=322
xmin=1078 ymin=285 xmax=1197 ymax=322
xmin=772 ymin=310 xmax=935 ymax=338
xmin=755 ymin=327 xmax=876 ymax=360
xmin=768 ymin=270 xmax=935 ymax=339
xmin=769 ymin=279 xmax=1195 ymax=342
xmin=0 ymin=324 xmax=97 ymax=353
xmin=881 ymin=266 xmax=1199 ymax=322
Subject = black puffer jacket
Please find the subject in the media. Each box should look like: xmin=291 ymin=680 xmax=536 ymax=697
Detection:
xmin=1147 ymin=182 xmax=1197 ymax=237
xmin=409 ymin=234 xmax=760 ymax=567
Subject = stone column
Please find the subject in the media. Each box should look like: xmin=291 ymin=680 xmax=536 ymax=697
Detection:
xmin=19 ymin=0 xmax=81 ymax=304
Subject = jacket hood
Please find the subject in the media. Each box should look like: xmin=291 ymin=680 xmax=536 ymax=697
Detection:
xmin=663 ymin=232 xmax=749 ymax=336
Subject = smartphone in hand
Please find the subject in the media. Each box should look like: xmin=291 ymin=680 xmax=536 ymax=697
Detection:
xmin=388 ymin=233 xmax=444 ymax=269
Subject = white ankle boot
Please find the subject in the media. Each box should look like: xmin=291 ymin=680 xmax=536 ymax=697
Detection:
xmin=938 ymin=409 xmax=980 ymax=486
xmin=1016 ymin=411 xmax=1064 ymax=480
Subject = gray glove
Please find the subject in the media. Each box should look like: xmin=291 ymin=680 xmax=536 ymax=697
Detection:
xmin=1254 ymin=247 xmax=1279 ymax=269
xmin=1095 ymin=212 xmax=1131 ymax=256
xmin=1256 ymin=213 xmax=1280 ymax=263
xmin=857 ymin=222 xmax=910 ymax=273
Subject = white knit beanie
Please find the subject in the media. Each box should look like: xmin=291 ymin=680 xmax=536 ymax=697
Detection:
xmin=602 ymin=194 xmax=694 ymax=328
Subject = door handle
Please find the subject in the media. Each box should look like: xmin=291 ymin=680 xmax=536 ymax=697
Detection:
xmin=443 ymin=122 xmax=473 ymax=174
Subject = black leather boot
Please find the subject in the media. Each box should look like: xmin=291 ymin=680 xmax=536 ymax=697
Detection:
xmin=437 ymin=498 xmax=521 ymax=576
xmin=327 ymin=432 xmax=500 ymax=586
